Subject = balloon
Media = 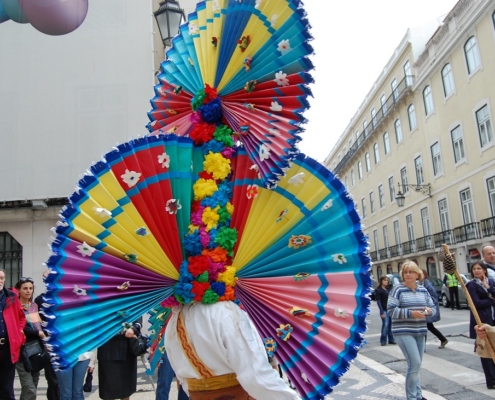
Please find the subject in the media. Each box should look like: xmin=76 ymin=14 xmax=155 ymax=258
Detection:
xmin=2 ymin=0 xmax=28 ymax=23
xmin=0 ymin=1 xmax=12 ymax=23
xmin=19 ymin=0 xmax=88 ymax=36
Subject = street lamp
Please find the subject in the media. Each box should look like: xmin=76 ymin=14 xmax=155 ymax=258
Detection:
xmin=154 ymin=0 xmax=185 ymax=47
xmin=395 ymin=183 xmax=431 ymax=207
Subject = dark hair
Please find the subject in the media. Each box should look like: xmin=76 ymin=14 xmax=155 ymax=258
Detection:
xmin=377 ymin=276 xmax=388 ymax=288
xmin=470 ymin=261 xmax=488 ymax=279
xmin=421 ymin=269 xmax=428 ymax=279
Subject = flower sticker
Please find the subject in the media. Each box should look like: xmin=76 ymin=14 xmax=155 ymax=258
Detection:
xmin=270 ymin=101 xmax=282 ymax=112
xmin=94 ymin=207 xmax=112 ymax=218
xmin=244 ymin=56 xmax=252 ymax=72
xmin=212 ymin=0 xmax=220 ymax=12
xmin=267 ymin=128 xmax=279 ymax=136
xmin=237 ymin=35 xmax=251 ymax=52
xmin=124 ymin=253 xmax=138 ymax=263
xmin=135 ymin=227 xmax=149 ymax=236
xmin=243 ymin=103 xmax=255 ymax=111
xmin=73 ymin=285 xmax=87 ymax=296
xmin=277 ymin=39 xmax=291 ymax=55
xmin=333 ymin=253 xmax=347 ymax=264
xmin=168 ymin=126 xmax=178 ymax=133
xmin=246 ymin=184 xmax=259 ymax=199
xmin=288 ymin=172 xmax=305 ymax=186
xmin=189 ymin=23 xmax=199 ymax=35
xmin=259 ymin=144 xmax=271 ymax=161
xmin=288 ymin=306 xmax=311 ymax=318
xmin=249 ymin=164 xmax=259 ymax=172
xmin=321 ymin=199 xmax=333 ymax=211
xmin=117 ymin=310 xmax=129 ymax=317
xmin=263 ymin=337 xmax=277 ymax=357
xmin=166 ymin=199 xmax=182 ymax=214
xmin=244 ymin=80 xmax=256 ymax=93
xmin=270 ymin=14 xmax=278 ymax=27
xmin=276 ymin=208 xmax=289 ymax=222
xmin=121 ymin=170 xmax=141 ymax=188
xmin=274 ymin=71 xmax=289 ymax=87
xmin=77 ymin=242 xmax=95 ymax=258
xmin=158 ymin=152 xmax=170 ymax=168
xmin=288 ymin=235 xmax=312 ymax=249
xmin=276 ymin=324 xmax=293 ymax=341
xmin=255 ymin=0 xmax=262 ymax=8
xmin=294 ymin=272 xmax=310 ymax=281
xmin=334 ymin=307 xmax=349 ymax=318
xmin=301 ymin=372 xmax=310 ymax=384
xmin=117 ymin=281 xmax=131 ymax=291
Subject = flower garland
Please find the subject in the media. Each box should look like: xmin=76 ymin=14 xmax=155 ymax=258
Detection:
xmin=163 ymin=84 xmax=239 ymax=306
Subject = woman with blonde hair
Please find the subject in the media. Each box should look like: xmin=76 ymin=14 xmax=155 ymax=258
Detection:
xmin=388 ymin=261 xmax=436 ymax=400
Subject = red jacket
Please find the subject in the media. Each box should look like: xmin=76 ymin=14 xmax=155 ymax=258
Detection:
xmin=2 ymin=288 xmax=26 ymax=363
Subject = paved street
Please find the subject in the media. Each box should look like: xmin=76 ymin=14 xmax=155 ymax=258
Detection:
xmin=15 ymin=304 xmax=495 ymax=399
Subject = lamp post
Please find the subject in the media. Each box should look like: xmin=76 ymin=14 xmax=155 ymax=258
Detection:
xmin=154 ymin=0 xmax=185 ymax=47
xmin=395 ymin=183 xmax=431 ymax=207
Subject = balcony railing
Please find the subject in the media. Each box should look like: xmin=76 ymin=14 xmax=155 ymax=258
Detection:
xmin=333 ymin=75 xmax=414 ymax=174
xmin=389 ymin=244 xmax=402 ymax=257
xmin=416 ymin=235 xmax=434 ymax=252
xmin=434 ymin=230 xmax=454 ymax=247
xmin=453 ymin=222 xmax=480 ymax=242
xmin=402 ymin=240 xmax=416 ymax=255
xmin=481 ymin=216 xmax=495 ymax=237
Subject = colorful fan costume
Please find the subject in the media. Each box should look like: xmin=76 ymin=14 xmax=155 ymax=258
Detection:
xmin=43 ymin=1 xmax=371 ymax=399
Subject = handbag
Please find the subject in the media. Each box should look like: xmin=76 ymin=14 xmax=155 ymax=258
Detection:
xmin=83 ymin=370 xmax=93 ymax=392
xmin=129 ymin=333 xmax=149 ymax=357
xmin=22 ymin=339 xmax=51 ymax=373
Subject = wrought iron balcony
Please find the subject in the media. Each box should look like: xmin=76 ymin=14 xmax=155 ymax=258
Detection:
xmin=453 ymin=222 xmax=480 ymax=243
xmin=433 ymin=230 xmax=454 ymax=247
xmin=481 ymin=216 xmax=495 ymax=238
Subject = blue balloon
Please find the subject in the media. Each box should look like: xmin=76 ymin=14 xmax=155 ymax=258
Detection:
xmin=2 ymin=0 xmax=28 ymax=23
xmin=0 ymin=1 xmax=12 ymax=23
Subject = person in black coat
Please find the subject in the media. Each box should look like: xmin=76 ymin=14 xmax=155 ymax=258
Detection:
xmin=97 ymin=318 xmax=142 ymax=400
xmin=466 ymin=261 xmax=495 ymax=389
xmin=375 ymin=276 xmax=396 ymax=346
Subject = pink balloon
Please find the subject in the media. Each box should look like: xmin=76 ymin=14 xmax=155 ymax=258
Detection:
xmin=19 ymin=0 xmax=88 ymax=36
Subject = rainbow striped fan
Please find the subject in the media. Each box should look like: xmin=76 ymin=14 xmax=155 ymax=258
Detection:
xmin=43 ymin=1 xmax=371 ymax=399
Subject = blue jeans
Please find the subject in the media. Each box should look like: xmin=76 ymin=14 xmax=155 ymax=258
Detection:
xmin=380 ymin=313 xmax=395 ymax=345
xmin=55 ymin=359 xmax=90 ymax=400
xmin=396 ymin=335 xmax=425 ymax=400
xmin=156 ymin=353 xmax=188 ymax=400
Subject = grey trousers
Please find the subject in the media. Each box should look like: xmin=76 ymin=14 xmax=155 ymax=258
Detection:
xmin=15 ymin=361 xmax=40 ymax=400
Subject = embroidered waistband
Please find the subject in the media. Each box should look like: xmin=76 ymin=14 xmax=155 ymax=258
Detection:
xmin=186 ymin=373 xmax=240 ymax=391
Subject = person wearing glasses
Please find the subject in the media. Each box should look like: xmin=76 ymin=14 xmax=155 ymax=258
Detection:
xmin=15 ymin=277 xmax=46 ymax=400
xmin=0 ymin=269 xmax=27 ymax=400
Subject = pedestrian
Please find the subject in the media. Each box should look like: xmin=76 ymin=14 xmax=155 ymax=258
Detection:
xmin=55 ymin=350 xmax=95 ymax=400
xmin=15 ymin=277 xmax=46 ymax=400
xmin=482 ymin=244 xmax=495 ymax=279
xmin=97 ymin=318 xmax=142 ymax=400
xmin=466 ymin=261 xmax=495 ymax=389
xmin=375 ymin=276 xmax=396 ymax=346
xmin=155 ymin=351 xmax=188 ymax=400
xmin=388 ymin=261 xmax=436 ymax=400
xmin=0 ymin=269 xmax=26 ymax=400
xmin=443 ymin=271 xmax=461 ymax=310
xmin=34 ymin=269 xmax=60 ymax=400
xmin=420 ymin=269 xmax=448 ymax=349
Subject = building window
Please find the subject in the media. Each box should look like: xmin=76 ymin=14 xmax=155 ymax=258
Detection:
xmin=351 ymin=168 xmax=356 ymax=186
xmin=370 ymin=192 xmax=375 ymax=213
xmin=464 ymin=36 xmax=481 ymax=74
xmin=420 ymin=207 xmax=431 ymax=236
xmin=414 ymin=156 xmax=424 ymax=184
xmin=441 ymin=63 xmax=455 ymax=97
xmin=363 ymin=119 xmax=368 ymax=137
xmin=400 ymin=167 xmax=409 ymax=193
xmin=377 ymin=265 xmax=382 ymax=278
xmin=361 ymin=198 xmax=367 ymax=218
xmin=488 ymin=177 xmax=495 ymax=216
xmin=0 ymin=232 xmax=23 ymax=288
xmin=383 ymin=132 xmax=390 ymax=155
xmin=358 ymin=161 xmax=363 ymax=179
xmin=393 ymin=220 xmax=401 ymax=245
xmin=344 ymin=175 xmax=348 ymax=188
xmin=373 ymin=229 xmax=380 ymax=251
xmin=388 ymin=177 xmax=395 ymax=202
xmin=404 ymin=60 xmax=412 ymax=85
xmin=493 ymin=10 xmax=495 ymax=29
xmin=371 ymin=108 xmax=377 ymax=128
xmin=431 ymin=142 xmax=442 ymax=176
xmin=423 ymin=86 xmax=434 ymax=115
xmin=438 ymin=199 xmax=450 ymax=231
xmin=387 ymin=264 xmax=393 ymax=274
xmin=383 ymin=225 xmax=389 ymax=248
xmin=373 ymin=143 xmax=380 ymax=164
xmin=356 ymin=130 xmax=361 ymax=145
xmin=476 ymin=105 xmax=493 ymax=148
xmin=365 ymin=153 xmax=371 ymax=172
xmin=394 ymin=119 xmax=403 ymax=143
xmin=406 ymin=214 xmax=415 ymax=241
xmin=391 ymin=78 xmax=398 ymax=101
xmin=349 ymin=138 xmax=353 ymax=150
xmin=460 ymin=188 xmax=474 ymax=224
xmin=451 ymin=125 xmax=465 ymax=163
xmin=380 ymin=94 xmax=387 ymax=114
xmin=378 ymin=184 xmax=385 ymax=208
xmin=408 ymin=104 xmax=417 ymax=130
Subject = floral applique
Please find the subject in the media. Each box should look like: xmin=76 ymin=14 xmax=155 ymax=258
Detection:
xmin=121 ymin=170 xmax=141 ymax=188
xmin=288 ymin=235 xmax=312 ymax=249
xmin=270 ymin=101 xmax=282 ymax=112
xmin=158 ymin=152 xmax=170 ymax=168
xmin=274 ymin=71 xmax=289 ymax=87
xmin=277 ymin=39 xmax=291 ymax=55
xmin=166 ymin=199 xmax=182 ymax=214
xmin=333 ymin=253 xmax=347 ymax=264
xmin=76 ymin=242 xmax=95 ymax=257
xmin=73 ymin=285 xmax=87 ymax=296
xmin=246 ymin=184 xmax=259 ymax=199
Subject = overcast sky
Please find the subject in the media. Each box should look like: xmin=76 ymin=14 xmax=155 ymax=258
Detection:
xmin=299 ymin=0 xmax=460 ymax=163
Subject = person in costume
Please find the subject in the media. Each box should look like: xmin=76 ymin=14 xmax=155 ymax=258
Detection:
xmin=0 ymin=269 xmax=26 ymax=400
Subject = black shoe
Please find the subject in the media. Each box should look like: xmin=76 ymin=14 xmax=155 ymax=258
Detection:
xmin=389 ymin=342 xmax=397 ymax=345
xmin=487 ymin=385 xmax=495 ymax=389
xmin=381 ymin=343 xmax=386 ymax=346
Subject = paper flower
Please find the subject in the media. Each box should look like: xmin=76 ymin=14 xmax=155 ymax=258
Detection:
xmin=274 ymin=71 xmax=289 ymax=87
xmin=289 ymin=172 xmax=305 ymax=186
xmin=276 ymin=208 xmax=289 ymax=222
xmin=332 ymin=253 xmax=347 ymax=264
xmin=321 ymin=199 xmax=333 ymax=211
xmin=203 ymin=152 xmax=231 ymax=180
xmin=294 ymin=272 xmax=310 ymax=281
xmin=189 ymin=23 xmax=199 ymax=34
xmin=121 ymin=169 xmax=141 ymax=188
xmin=166 ymin=199 xmax=182 ymax=214
xmin=117 ymin=281 xmax=131 ymax=291
xmin=277 ymin=39 xmax=291 ymax=55
xmin=94 ymin=207 xmax=112 ymax=218
xmin=334 ymin=307 xmax=349 ymax=318
xmin=263 ymin=337 xmax=277 ymax=357
xmin=212 ymin=0 xmax=220 ymax=11
xmin=270 ymin=101 xmax=282 ymax=112
xmin=124 ymin=253 xmax=138 ymax=263
xmin=288 ymin=306 xmax=311 ymax=318
xmin=244 ymin=56 xmax=252 ymax=71
xmin=259 ymin=144 xmax=271 ymax=161
xmin=77 ymin=242 xmax=95 ymax=258
xmin=158 ymin=152 xmax=170 ymax=168
xmin=246 ymin=184 xmax=259 ymax=199
xmin=244 ymin=80 xmax=256 ymax=93
xmin=237 ymin=35 xmax=251 ymax=52
xmin=288 ymin=235 xmax=312 ymax=249
xmin=135 ymin=227 xmax=149 ymax=236
xmin=271 ymin=14 xmax=278 ymax=27
xmin=73 ymin=285 xmax=87 ymax=296
xmin=276 ymin=324 xmax=293 ymax=341
xmin=267 ymin=128 xmax=279 ymax=136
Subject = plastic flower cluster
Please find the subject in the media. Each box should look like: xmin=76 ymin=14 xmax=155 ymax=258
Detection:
xmin=163 ymin=84 xmax=239 ymax=306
